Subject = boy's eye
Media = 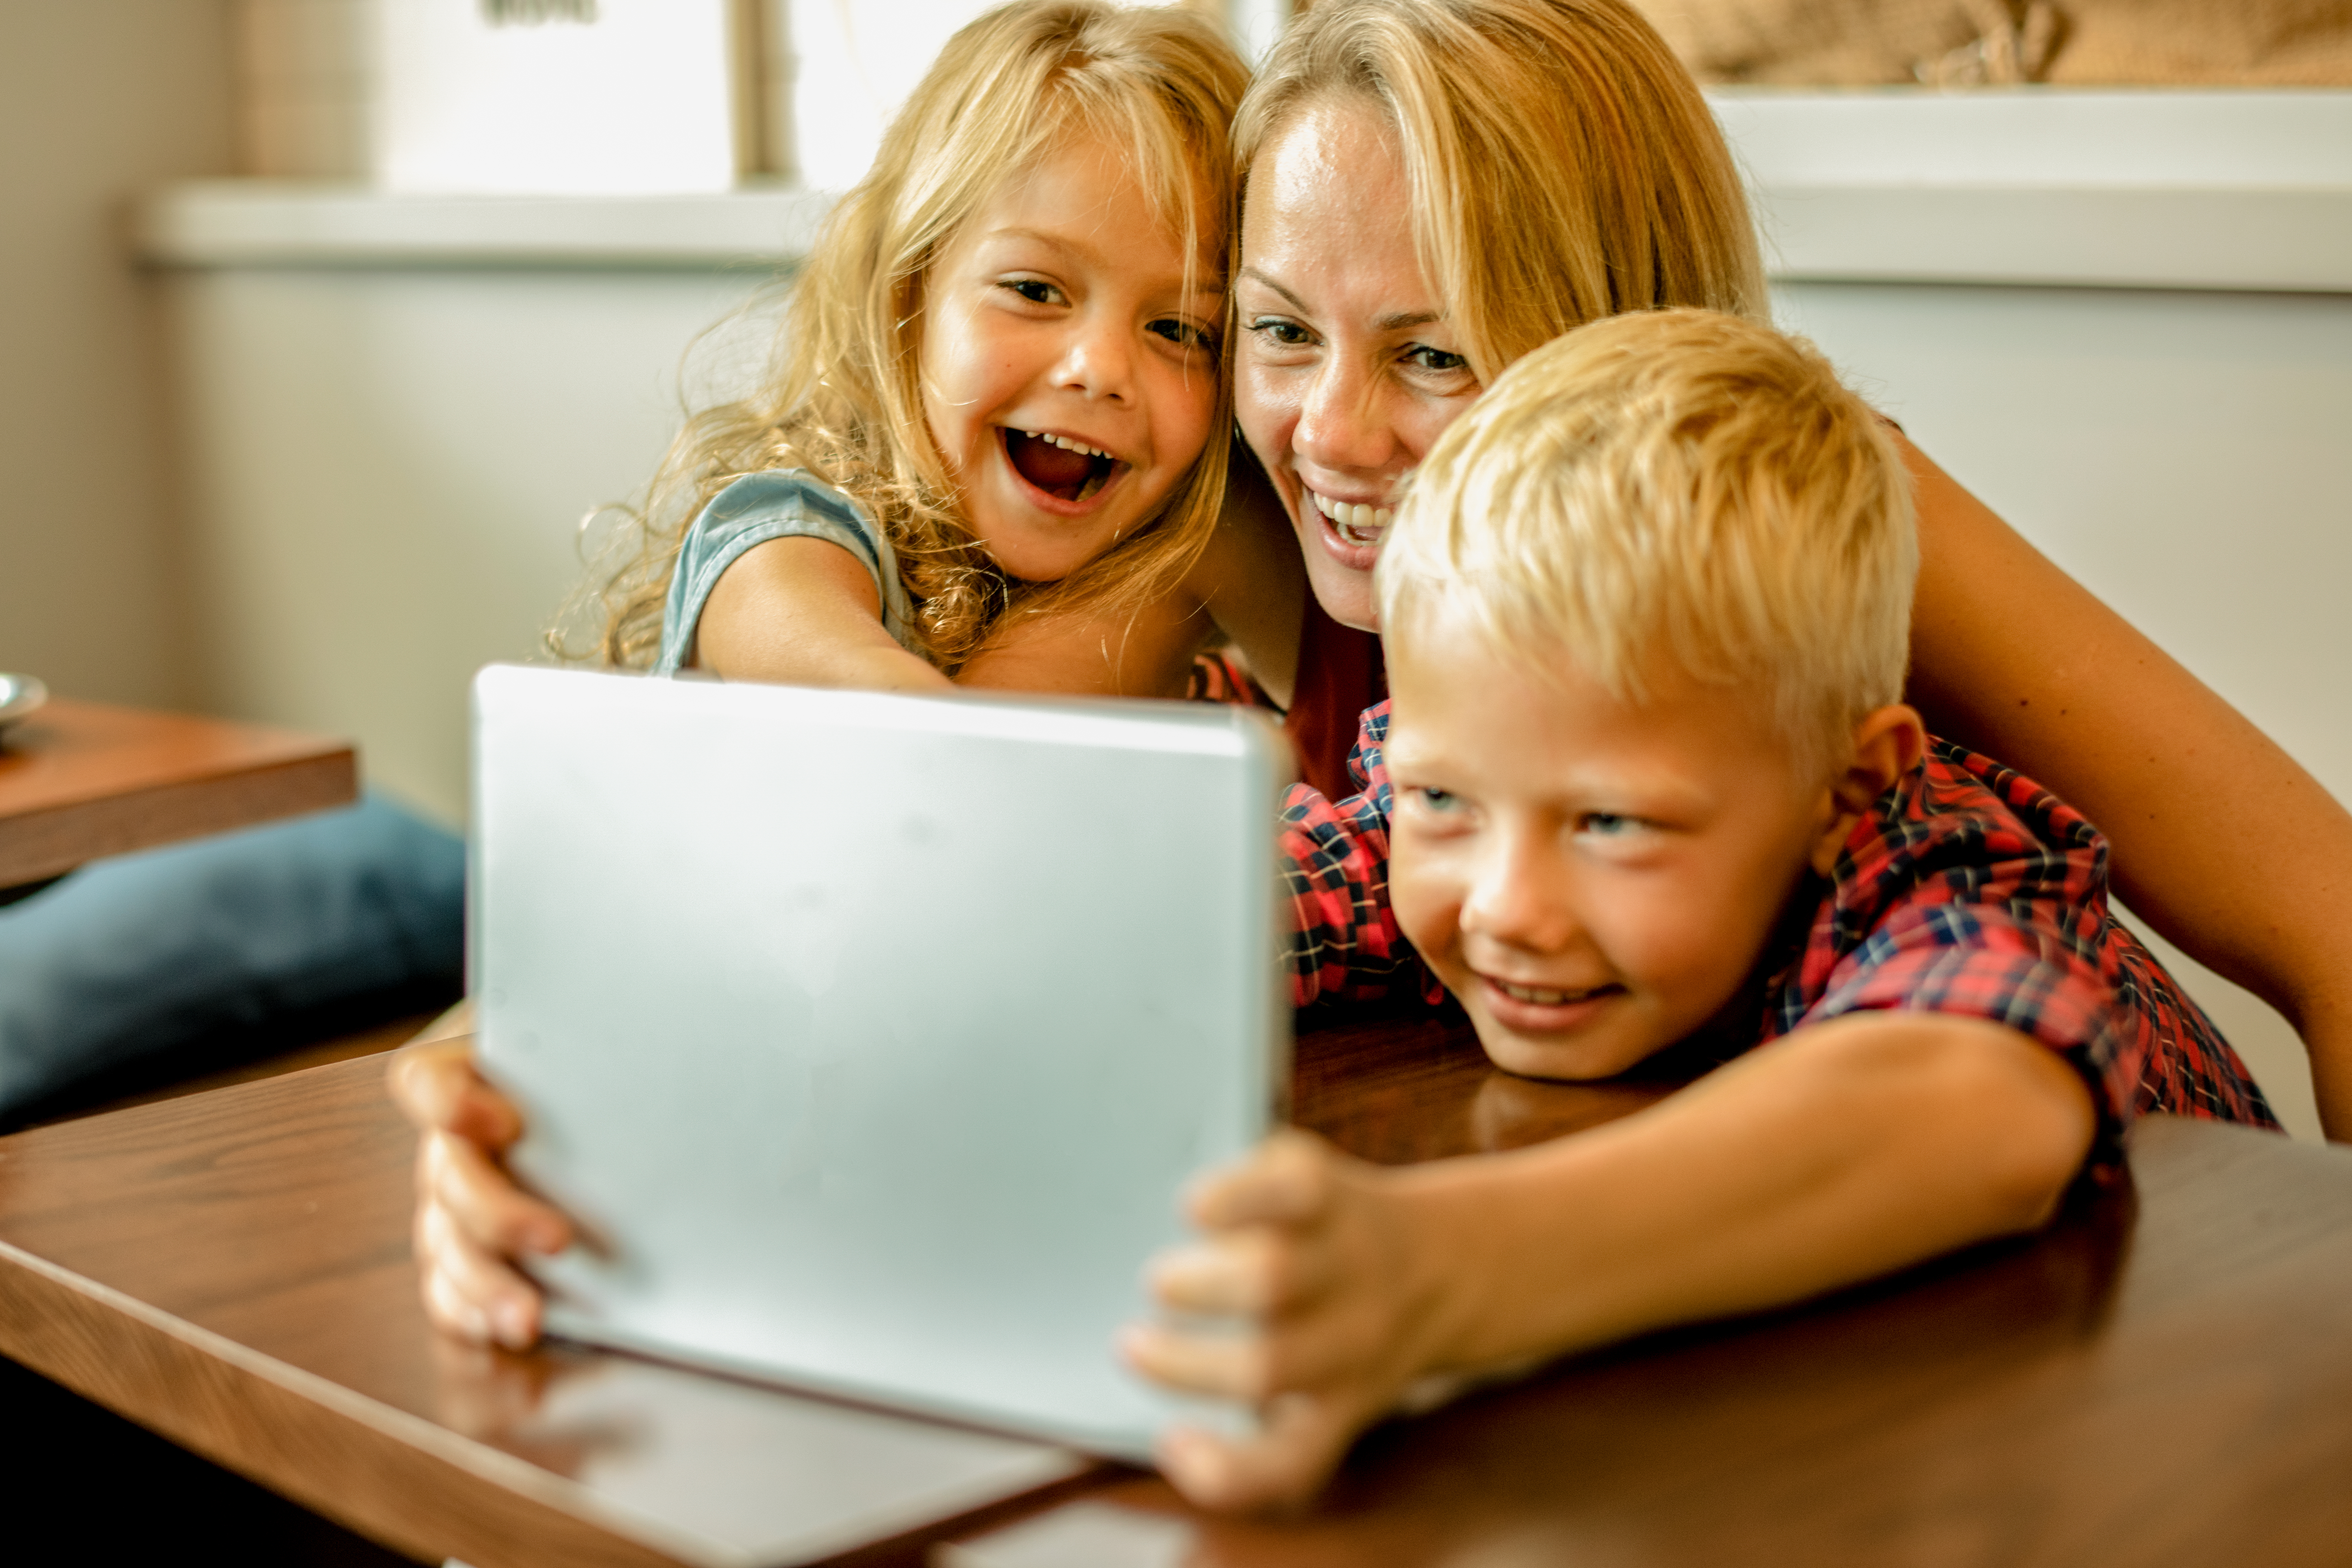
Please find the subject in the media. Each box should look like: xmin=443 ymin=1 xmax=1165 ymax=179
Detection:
xmin=1246 ymin=317 xmax=1314 ymax=348
xmin=1403 ymin=344 xmax=1469 ymax=375
xmin=1578 ymin=812 xmax=1645 ymax=838
xmin=1413 ymin=787 xmax=1461 ymax=814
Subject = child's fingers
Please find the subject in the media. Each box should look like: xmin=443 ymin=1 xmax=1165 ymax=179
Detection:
xmin=388 ymin=1039 xmax=523 ymax=1150
xmin=421 ymin=1130 xmax=572 ymax=1260
xmin=415 ymin=1195 xmax=544 ymax=1349
xmin=1184 ymin=1129 xmax=1338 ymax=1231
xmin=1147 ymin=1225 xmax=1331 ymax=1317
xmin=1156 ymin=1390 xmax=1372 ymax=1514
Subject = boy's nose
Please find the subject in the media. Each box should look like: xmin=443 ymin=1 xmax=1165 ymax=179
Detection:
xmin=1462 ymin=832 xmax=1583 ymax=956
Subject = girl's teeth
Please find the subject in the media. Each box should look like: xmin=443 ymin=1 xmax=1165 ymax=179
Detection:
xmin=1030 ymin=430 xmax=1107 ymax=460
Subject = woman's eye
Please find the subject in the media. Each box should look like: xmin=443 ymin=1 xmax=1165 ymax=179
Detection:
xmin=1000 ymin=279 xmax=1062 ymax=306
xmin=1150 ymin=317 xmax=1216 ymax=352
xmin=1247 ymin=317 xmax=1314 ymax=348
xmin=1403 ymin=344 xmax=1469 ymax=374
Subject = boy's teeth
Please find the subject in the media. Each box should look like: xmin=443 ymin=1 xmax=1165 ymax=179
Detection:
xmin=1500 ymin=980 xmax=1581 ymax=1005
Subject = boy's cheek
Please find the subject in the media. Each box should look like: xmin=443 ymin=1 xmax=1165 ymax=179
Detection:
xmin=1386 ymin=842 xmax=1460 ymax=971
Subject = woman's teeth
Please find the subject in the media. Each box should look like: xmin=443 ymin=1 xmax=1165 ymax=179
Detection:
xmin=1315 ymin=494 xmax=1394 ymax=548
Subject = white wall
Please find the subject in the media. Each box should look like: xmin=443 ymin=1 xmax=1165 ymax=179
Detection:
xmin=0 ymin=0 xmax=236 ymax=706
xmin=1776 ymin=281 xmax=2352 ymax=1142
xmin=165 ymin=262 xmax=777 ymax=823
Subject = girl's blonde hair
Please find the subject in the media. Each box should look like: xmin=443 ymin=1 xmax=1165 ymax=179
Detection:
xmin=1379 ymin=310 xmax=1917 ymax=783
xmin=589 ymin=1 xmax=1248 ymax=672
xmin=1234 ymin=0 xmax=1765 ymax=384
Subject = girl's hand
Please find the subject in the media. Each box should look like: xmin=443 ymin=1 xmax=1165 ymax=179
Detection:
xmin=1120 ymin=1131 xmax=1462 ymax=1512
xmin=387 ymin=1034 xmax=572 ymax=1350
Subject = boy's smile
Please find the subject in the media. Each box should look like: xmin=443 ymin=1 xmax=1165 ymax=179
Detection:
xmin=921 ymin=131 xmax=1223 ymax=584
xmin=1385 ymin=614 xmax=1851 ymax=1082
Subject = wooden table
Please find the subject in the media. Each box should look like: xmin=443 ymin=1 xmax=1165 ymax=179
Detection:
xmin=3 ymin=1017 xmax=2351 ymax=1567
xmin=0 ymin=698 xmax=357 ymax=890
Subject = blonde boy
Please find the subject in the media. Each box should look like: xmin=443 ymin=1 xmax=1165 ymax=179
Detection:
xmin=1124 ymin=310 xmax=2275 ymax=1509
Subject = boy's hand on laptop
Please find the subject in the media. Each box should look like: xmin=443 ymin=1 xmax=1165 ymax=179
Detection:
xmin=1122 ymin=1130 xmax=1465 ymax=1512
xmin=388 ymin=1037 xmax=572 ymax=1350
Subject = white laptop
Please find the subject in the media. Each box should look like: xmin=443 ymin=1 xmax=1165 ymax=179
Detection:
xmin=470 ymin=664 xmax=1290 ymax=1461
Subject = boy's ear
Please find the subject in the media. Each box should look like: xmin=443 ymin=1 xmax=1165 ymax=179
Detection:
xmin=1808 ymin=704 xmax=1929 ymax=876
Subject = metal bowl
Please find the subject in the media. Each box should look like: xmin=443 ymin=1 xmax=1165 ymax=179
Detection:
xmin=0 ymin=673 xmax=49 ymax=734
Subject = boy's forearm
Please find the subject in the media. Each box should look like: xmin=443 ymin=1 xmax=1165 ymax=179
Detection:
xmin=1402 ymin=1015 xmax=2097 ymax=1375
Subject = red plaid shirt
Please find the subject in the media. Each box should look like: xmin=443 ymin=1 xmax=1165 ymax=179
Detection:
xmin=1283 ymin=702 xmax=2279 ymax=1146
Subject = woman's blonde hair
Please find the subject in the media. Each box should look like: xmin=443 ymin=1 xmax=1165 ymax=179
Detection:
xmin=1234 ymin=0 xmax=1765 ymax=383
xmin=1379 ymin=310 xmax=1917 ymax=782
xmin=587 ymin=1 xmax=1248 ymax=672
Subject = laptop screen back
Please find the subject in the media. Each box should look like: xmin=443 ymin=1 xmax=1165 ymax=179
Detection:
xmin=472 ymin=666 xmax=1288 ymax=1456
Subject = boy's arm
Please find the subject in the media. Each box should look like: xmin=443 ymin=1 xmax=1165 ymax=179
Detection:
xmin=1126 ymin=1011 xmax=2095 ymax=1511
xmin=697 ymin=536 xmax=951 ymax=693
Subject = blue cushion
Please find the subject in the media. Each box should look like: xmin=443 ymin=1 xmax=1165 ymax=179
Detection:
xmin=0 ymin=792 xmax=464 ymax=1117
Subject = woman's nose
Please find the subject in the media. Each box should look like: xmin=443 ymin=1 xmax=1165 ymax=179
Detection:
xmin=1294 ymin=357 xmax=1395 ymax=476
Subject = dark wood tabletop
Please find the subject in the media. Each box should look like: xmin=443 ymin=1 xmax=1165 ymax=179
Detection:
xmin=2 ymin=1015 xmax=2349 ymax=1568
xmin=0 ymin=697 xmax=356 ymax=889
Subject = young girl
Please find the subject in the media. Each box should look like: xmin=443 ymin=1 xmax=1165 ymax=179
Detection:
xmin=584 ymin=0 xmax=1297 ymax=703
xmin=398 ymin=0 xmax=1303 ymax=1350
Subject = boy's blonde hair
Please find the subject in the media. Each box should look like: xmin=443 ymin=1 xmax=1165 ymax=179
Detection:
xmin=1377 ymin=310 xmax=1918 ymax=780
xmin=588 ymin=1 xmax=1247 ymax=672
xmin=1234 ymin=0 xmax=1765 ymax=385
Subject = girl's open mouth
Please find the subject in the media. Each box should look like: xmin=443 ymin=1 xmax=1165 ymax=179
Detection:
xmin=1004 ymin=428 xmax=1123 ymax=510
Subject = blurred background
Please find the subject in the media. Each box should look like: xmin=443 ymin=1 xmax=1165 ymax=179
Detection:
xmin=2 ymin=0 xmax=2347 ymax=1132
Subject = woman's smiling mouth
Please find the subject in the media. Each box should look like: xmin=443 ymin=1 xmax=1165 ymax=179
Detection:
xmin=1003 ymin=426 xmax=1127 ymax=511
xmin=1302 ymin=485 xmax=1397 ymax=563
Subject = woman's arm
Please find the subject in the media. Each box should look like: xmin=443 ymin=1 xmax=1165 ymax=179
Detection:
xmin=1183 ymin=443 xmax=1306 ymax=709
xmin=1900 ymin=435 xmax=2352 ymax=1138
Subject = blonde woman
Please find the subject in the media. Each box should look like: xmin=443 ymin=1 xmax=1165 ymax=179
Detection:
xmin=1226 ymin=0 xmax=2352 ymax=1117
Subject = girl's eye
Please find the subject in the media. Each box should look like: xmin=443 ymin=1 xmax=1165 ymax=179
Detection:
xmin=1000 ymin=279 xmax=1063 ymax=306
xmin=1403 ymin=344 xmax=1469 ymax=374
xmin=1246 ymin=317 xmax=1314 ymax=348
xmin=1414 ymin=787 xmax=1461 ymax=814
xmin=1579 ymin=812 xmax=1644 ymax=838
xmin=1150 ymin=317 xmax=1217 ymax=352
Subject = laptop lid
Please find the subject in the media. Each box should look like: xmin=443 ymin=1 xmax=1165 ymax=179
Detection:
xmin=471 ymin=665 xmax=1289 ymax=1459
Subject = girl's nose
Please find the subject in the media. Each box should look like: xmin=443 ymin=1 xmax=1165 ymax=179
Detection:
xmin=1055 ymin=316 xmax=1134 ymax=402
xmin=1294 ymin=356 xmax=1395 ymax=476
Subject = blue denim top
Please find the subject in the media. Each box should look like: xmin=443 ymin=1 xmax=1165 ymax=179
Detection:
xmin=654 ymin=470 xmax=919 ymax=675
